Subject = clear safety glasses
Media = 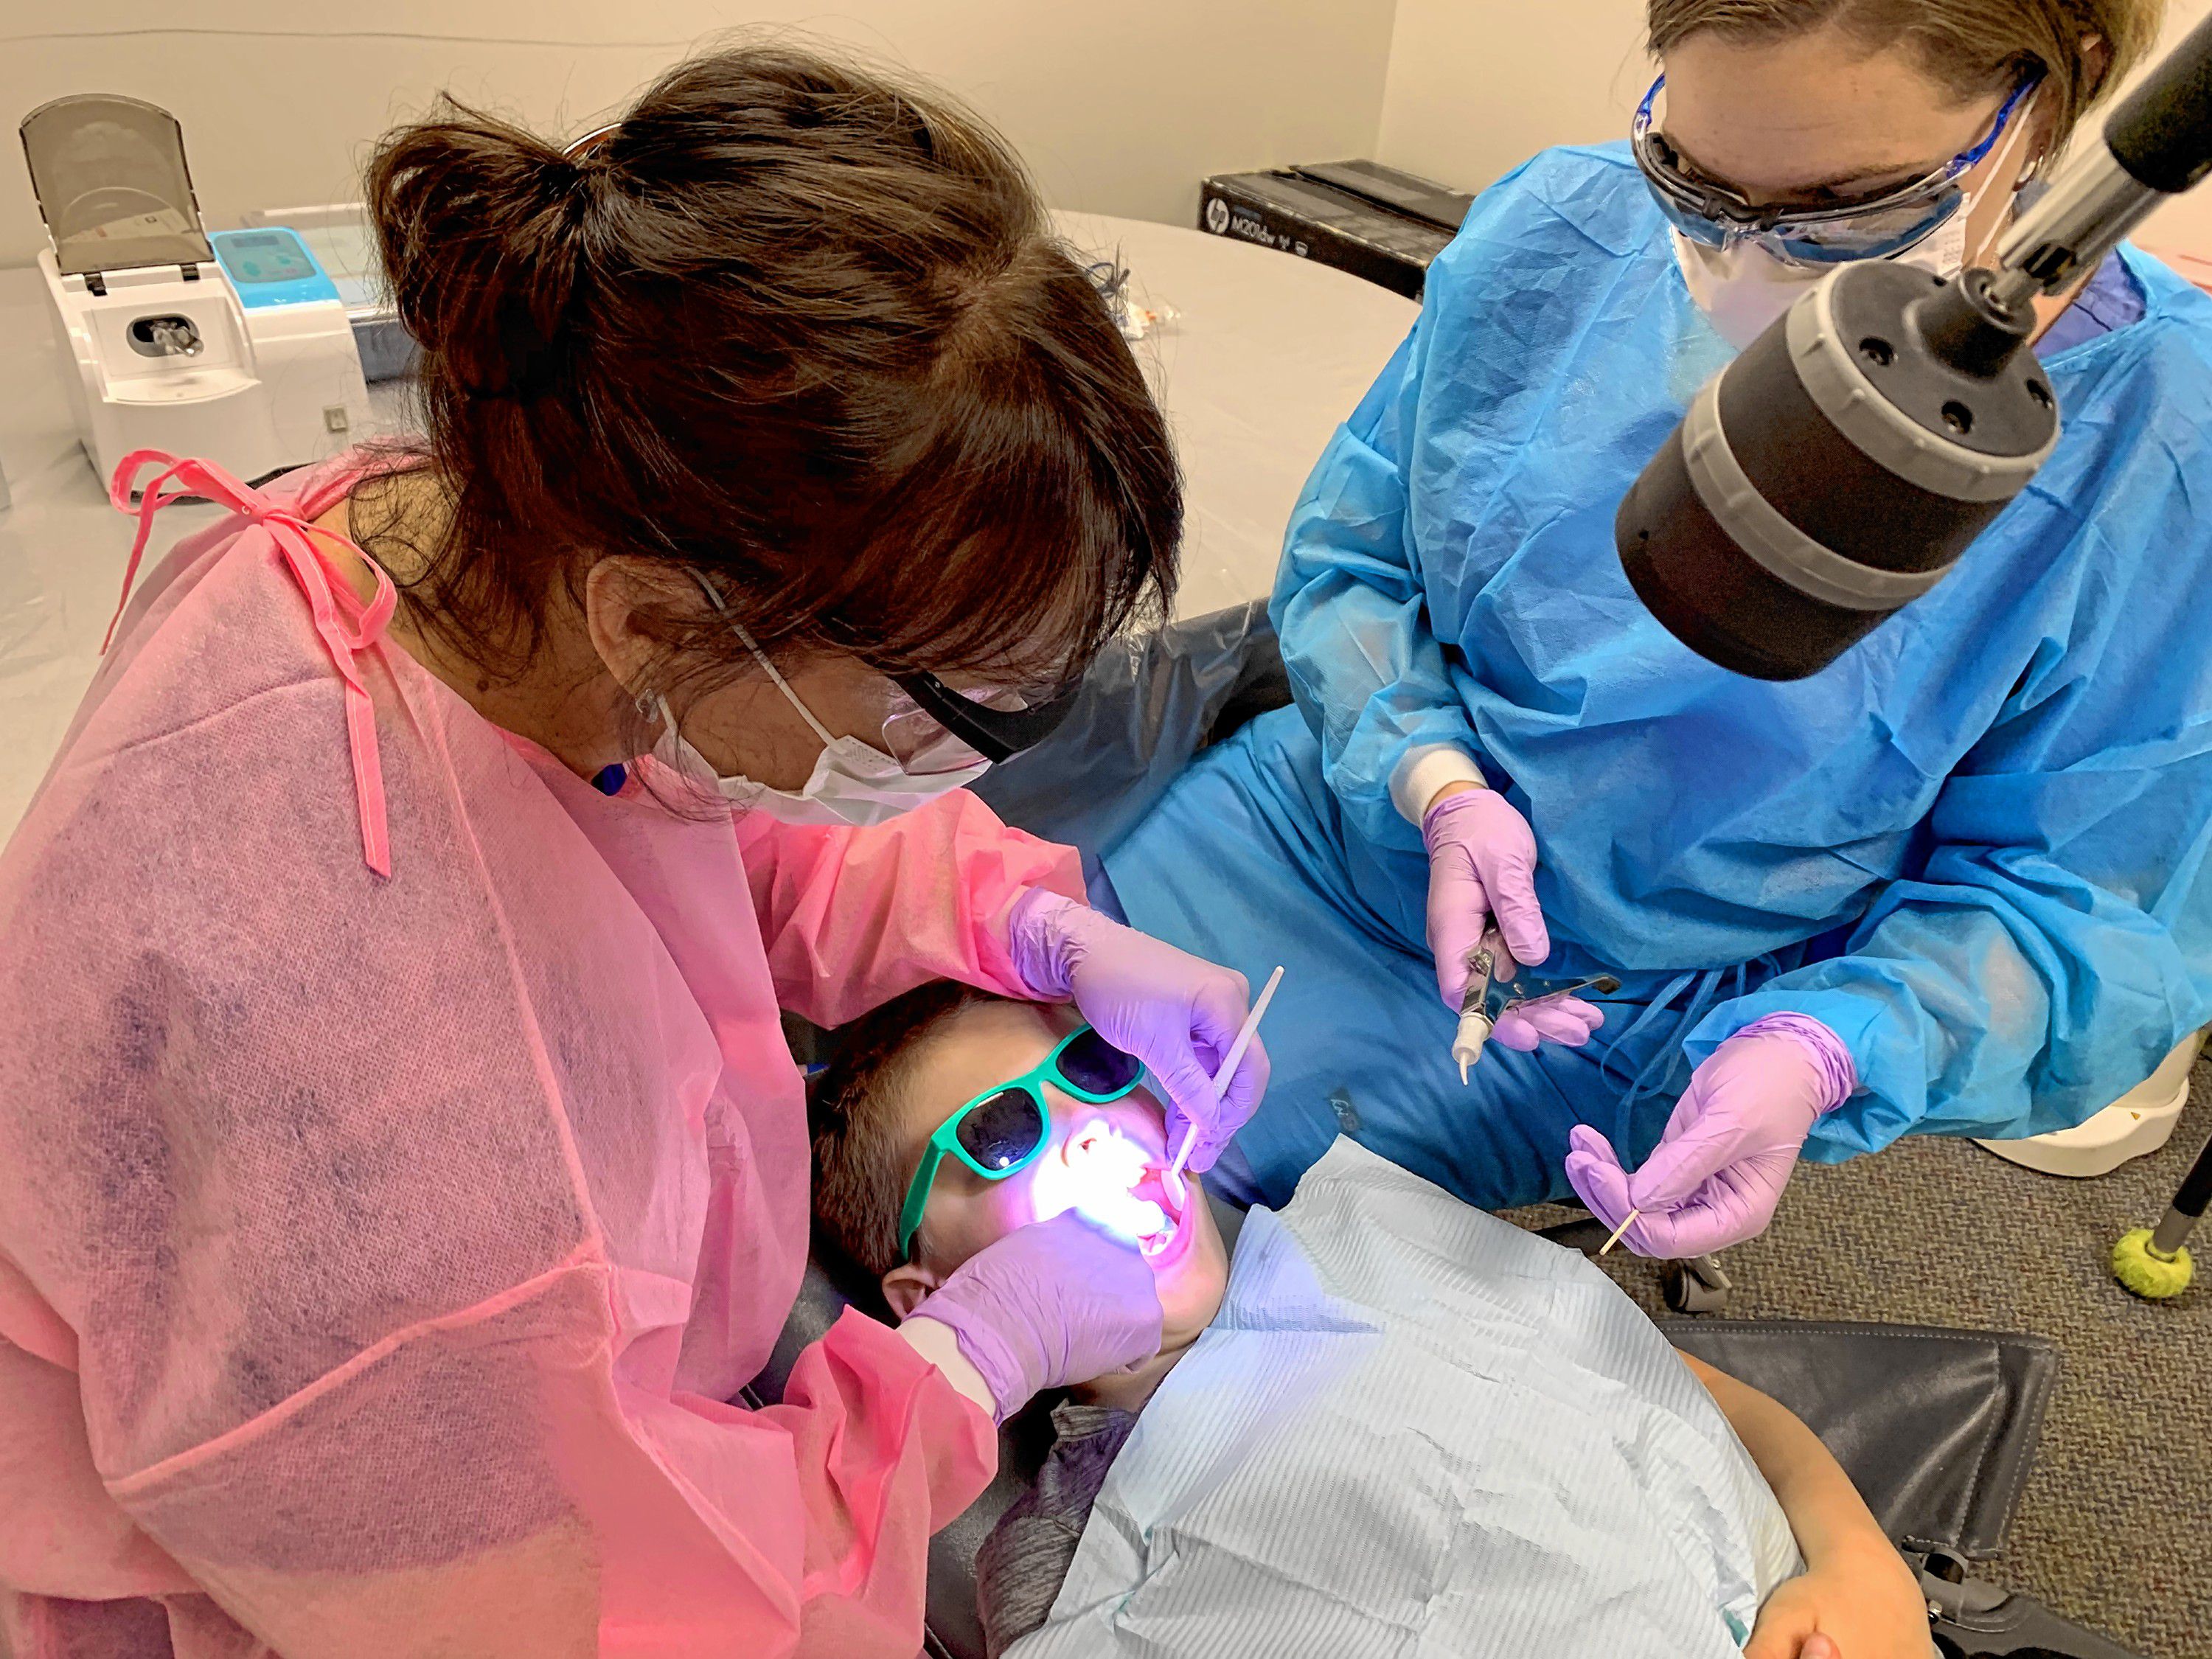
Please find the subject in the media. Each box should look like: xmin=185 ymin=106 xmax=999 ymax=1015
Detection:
xmin=887 ymin=671 xmax=1080 ymax=769
xmin=1632 ymin=72 xmax=2041 ymax=268
xmin=687 ymin=574 xmax=1079 ymax=775
xmin=896 ymin=1025 xmax=1145 ymax=1259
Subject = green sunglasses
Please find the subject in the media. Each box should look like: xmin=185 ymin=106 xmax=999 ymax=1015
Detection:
xmin=896 ymin=1024 xmax=1146 ymax=1259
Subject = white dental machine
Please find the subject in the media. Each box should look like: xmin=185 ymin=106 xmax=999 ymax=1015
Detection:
xmin=20 ymin=94 xmax=372 ymax=492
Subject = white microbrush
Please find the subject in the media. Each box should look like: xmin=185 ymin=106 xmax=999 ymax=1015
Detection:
xmin=1164 ymin=964 xmax=1284 ymax=1206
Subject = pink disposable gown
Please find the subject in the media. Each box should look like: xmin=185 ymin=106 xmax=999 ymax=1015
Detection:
xmin=0 ymin=455 xmax=1086 ymax=1658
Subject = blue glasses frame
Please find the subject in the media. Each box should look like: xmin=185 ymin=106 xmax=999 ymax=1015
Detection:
xmin=1632 ymin=72 xmax=2042 ymax=267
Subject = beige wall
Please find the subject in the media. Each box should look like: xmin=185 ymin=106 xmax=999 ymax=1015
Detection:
xmin=2115 ymin=0 xmax=2212 ymax=254
xmin=1 ymin=0 xmax=1397 ymax=268
xmin=1374 ymin=0 xmax=1649 ymax=195
xmin=1372 ymin=0 xmax=2212 ymax=255
xmin=13 ymin=1 xmax=2212 ymax=274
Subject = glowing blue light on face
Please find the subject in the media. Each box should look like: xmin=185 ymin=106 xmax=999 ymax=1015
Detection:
xmin=1027 ymin=1119 xmax=1169 ymax=1244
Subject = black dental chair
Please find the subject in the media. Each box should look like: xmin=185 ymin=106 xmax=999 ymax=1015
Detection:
xmin=749 ymin=604 xmax=2146 ymax=1659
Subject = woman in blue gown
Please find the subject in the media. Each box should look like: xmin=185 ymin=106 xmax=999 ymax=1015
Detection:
xmin=1105 ymin=0 xmax=2212 ymax=1251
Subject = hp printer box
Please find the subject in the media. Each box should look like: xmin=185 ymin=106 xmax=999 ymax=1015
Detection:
xmin=1196 ymin=160 xmax=1470 ymax=299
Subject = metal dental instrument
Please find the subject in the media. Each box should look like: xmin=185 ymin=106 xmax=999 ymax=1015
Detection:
xmin=1165 ymin=964 xmax=1283 ymax=1206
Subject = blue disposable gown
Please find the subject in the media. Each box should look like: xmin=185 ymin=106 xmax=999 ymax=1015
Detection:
xmin=1103 ymin=144 xmax=2212 ymax=1211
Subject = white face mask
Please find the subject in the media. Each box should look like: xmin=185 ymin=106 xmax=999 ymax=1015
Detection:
xmin=647 ymin=655 xmax=987 ymax=830
xmin=1673 ymin=107 xmax=2033 ymax=350
xmin=1672 ymin=234 xmax=1825 ymax=351
xmin=1673 ymin=209 xmax=1973 ymax=350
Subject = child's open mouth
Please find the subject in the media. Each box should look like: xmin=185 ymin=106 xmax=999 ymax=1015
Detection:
xmin=1132 ymin=1166 xmax=1194 ymax=1267
xmin=1049 ymin=1121 xmax=1197 ymax=1266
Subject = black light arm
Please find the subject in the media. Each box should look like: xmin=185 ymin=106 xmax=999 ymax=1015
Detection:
xmin=1617 ymin=14 xmax=2212 ymax=681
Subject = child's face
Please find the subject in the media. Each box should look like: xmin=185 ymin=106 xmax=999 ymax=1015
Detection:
xmin=883 ymin=1000 xmax=1230 ymax=1367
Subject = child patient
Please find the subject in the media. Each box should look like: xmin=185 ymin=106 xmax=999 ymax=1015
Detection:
xmin=810 ymin=983 xmax=1933 ymax=1659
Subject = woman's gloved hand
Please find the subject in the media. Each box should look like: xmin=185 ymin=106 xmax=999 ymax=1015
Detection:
xmin=1422 ymin=786 xmax=1602 ymax=1050
xmin=907 ymin=1211 xmax=1164 ymax=1422
xmin=1563 ymin=1014 xmax=1857 ymax=1256
xmin=1007 ymin=888 xmax=1269 ymax=1173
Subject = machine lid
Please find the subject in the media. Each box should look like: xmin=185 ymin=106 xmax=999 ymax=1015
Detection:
xmin=19 ymin=94 xmax=215 ymax=277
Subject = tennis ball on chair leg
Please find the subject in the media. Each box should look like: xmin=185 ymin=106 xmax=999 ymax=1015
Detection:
xmin=2111 ymin=1228 xmax=2194 ymax=1299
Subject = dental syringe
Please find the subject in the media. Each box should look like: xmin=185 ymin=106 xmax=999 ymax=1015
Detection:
xmin=1451 ymin=933 xmax=1506 ymax=1083
xmin=1453 ymin=934 xmax=1621 ymax=1082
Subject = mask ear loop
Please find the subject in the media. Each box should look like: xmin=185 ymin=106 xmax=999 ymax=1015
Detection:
xmin=726 ymin=620 xmax=842 ymax=749
xmin=1978 ymin=86 xmax=2047 ymax=256
xmin=686 ymin=571 xmax=845 ymax=749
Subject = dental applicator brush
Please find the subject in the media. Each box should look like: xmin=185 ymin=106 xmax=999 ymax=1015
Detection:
xmin=1164 ymin=964 xmax=1284 ymax=1207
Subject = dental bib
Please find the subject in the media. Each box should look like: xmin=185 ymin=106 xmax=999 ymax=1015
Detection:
xmin=1009 ymin=1139 xmax=1801 ymax=1658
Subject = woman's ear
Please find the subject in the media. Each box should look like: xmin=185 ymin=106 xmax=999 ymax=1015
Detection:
xmin=2038 ymin=34 xmax=2114 ymax=181
xmin=583 ymin=555 xmax=697 ymax=695
xmin=881 ymin=1260 xmax=944 ymax=1320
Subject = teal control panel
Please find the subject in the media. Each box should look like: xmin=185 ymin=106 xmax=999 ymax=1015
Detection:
xmin=209 ymin=228 xmax=341 ymax=309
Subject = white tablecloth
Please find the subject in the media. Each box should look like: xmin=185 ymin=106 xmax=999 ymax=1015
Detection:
xmin=0 ymin=215 xmax=1416 ymax=840
xmin=1050 ymin=213 xmax=1417 ymax=619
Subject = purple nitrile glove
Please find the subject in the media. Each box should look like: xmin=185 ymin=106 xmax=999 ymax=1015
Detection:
xmin=1006 ymin=888 xmax=1269 ymax=1175
xmin=1563 ymin=1013 xmax=1857 ymax=1257
xmin=906 ymin=1211 xmax=1163 ymax=1422
xmin=1422 ymin=788 xmax=1602 ymax=1051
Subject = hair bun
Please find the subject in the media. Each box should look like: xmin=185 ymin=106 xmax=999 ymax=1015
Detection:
xmin=367 ymin=103 xmax=591 ymax=397
xmin=346 ymin=45 xmax=1179 ymax=706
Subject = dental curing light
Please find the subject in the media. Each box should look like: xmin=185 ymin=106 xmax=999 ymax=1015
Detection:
xmin=1616 ymin=12 xmax=2212 ymax=679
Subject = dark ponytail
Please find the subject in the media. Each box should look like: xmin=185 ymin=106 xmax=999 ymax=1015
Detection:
xmin=372 ymin=114 xmax=591 ymax=402
xmin=358 ymin=44 xmax=1180 ymax=689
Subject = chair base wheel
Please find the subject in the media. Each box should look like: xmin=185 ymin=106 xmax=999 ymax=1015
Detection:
xmin=1662 ymin=1256 xmax=1733 ymax=1315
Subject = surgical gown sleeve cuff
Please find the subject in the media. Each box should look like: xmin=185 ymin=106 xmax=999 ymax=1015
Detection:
xmin=1389 ymin=745 xmax=1489 ymax=825
xmin=733 ymin=793 xmax=1084 ymax=1026
xmin=778 ymin=1307 xmax=1001 ymax=1523
xmin=1682 ymin=988 xmax=1905 ymax=1161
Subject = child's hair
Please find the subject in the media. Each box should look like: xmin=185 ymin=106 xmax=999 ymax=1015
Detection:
xmin=810 ymin=981 xmax=994 ymax=1276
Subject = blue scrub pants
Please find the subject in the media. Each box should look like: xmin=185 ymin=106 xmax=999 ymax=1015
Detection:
xmin=1102 ymin=708 xmax=1798 ymax=1211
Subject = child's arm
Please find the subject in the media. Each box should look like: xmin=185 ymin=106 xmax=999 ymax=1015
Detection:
xmin=1680 ymin=1352 xmax=1897 ymax=1568
xmin=1680 ymin=1352 xmax=1935 ymax=1659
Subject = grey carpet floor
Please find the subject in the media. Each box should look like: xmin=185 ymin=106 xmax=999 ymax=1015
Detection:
xmin=1512 ymin=1059 xmax=2211 ymax=1659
